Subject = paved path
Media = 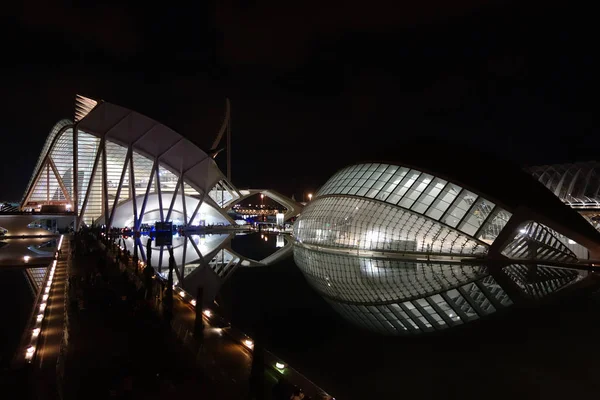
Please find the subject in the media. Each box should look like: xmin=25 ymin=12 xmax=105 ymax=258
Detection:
xmin=33 ymin=239 xmax=69 ymax=400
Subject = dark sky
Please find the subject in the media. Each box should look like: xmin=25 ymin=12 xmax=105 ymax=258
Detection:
xmin=1 ymin=1 xmax=598 ymax=201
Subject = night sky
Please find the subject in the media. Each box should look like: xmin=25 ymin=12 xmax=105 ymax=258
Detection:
xmin=1 ymin=1 xmax=598 ymax=202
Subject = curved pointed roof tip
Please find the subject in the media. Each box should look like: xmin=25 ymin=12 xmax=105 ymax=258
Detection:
xmin=75 ymin=95 xmax=226 ymax=195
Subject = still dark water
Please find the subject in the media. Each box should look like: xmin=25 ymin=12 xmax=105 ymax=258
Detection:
xmin=0 ymin=269 xmax=35 ymax=368
xmin=4 ymin=233 xmax=600 ymax=399
xmin=228 ymin=233 xmax=600 ymax=400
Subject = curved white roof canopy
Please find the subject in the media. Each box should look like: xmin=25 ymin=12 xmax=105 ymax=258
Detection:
xmin=77 ymin=100 xmax=226 ymax=195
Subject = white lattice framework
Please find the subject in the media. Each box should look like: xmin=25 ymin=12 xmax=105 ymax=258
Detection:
xmin=294 ymin=163 xmax=596 ymax=262
xmin=21 ymin=96 xmax=244 ymax=231
xmin=527 ymin=162 xmax=600 ymax=208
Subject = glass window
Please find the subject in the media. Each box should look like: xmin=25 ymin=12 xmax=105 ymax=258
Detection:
xmin=387 ymin=170 xmax=421 ymax=205
xmin=376 ymin=167 xmax=409 ymax=201
xmin=458 ymin=198 xmax=495 ymax=236
xmin=399 ymin=173 xmax=433 ymax=209
xmin=477 ymin=208 xmax=512 ymax=244
xmin=441 ymin=190 xmax=477 ymax=228
xmin=411 ymin=177 xmax=447 ymax=214
xmin=425 ymin=183 xmax=461 ymax=220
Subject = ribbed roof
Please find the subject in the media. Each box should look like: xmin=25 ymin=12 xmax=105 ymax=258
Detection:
xmin=77 ymin=100 xmax=224 ymax=194
xmin=363 ymin=138 xmax=600 ymax=244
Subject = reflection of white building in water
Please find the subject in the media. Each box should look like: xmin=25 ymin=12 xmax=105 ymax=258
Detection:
xmin=294 ymin=162 xmax=600 ymax=335
xmin=14 ymin=94 xmax=300 ymax=298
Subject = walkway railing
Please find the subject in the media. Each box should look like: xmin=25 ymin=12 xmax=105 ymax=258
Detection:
xmin=12 ymin=235 xmax=64 ymax=367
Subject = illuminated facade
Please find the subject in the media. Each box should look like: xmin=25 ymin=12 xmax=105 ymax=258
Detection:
xmin=21 ymin=95 xmax=241 ymax=229
xmin=294 ymin=162 xmax=600 ymax=335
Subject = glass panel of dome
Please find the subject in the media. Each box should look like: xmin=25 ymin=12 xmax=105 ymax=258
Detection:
xmin=376 ymin=167 xmax=408 ymax=201
xmin=428 ymin=295 xmax=462 ymax=324
xmin=365 ymin=165 xmax=384 ymax=185
xmin=403 ymin=301 xmax=433 ymax=330
xmin=378 ymin=165 xmax=398 ymax=184
xmin=415 ymin=299 xmax=446 ymax=328
xmin=425 ymin=183 xmax=461 ymax=220
xmin=458 ymin=198 xmax=495 ymax=236
xmin=365 ymin=178 xmax=387 ymax=198
xmin=387 ymin=169 xmax=421 ymax=205
xmin=399 ymin=173 xmax=434 ymax=209
xmin=355 ymin=186 xmax=369 ymax=196
xmin=441 ymin=189 xmax=477 ymax=228
xmin=477 ymin=208 xmax=511 ymax=244
xmin=410 ymin=178 xmax=447 ymax=214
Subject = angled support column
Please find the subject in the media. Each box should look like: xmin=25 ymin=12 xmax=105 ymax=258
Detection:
xmin=73 ymin=124 xmax=79 ymax=228
xmin=166 ymin=174 xmax=183 ymax=222
xmin=78 ymin=138 xmax=105 ymax=229
xmin=155 ymin=159 xmax=164 ymax=222
xmin=188 ymin=197 xmax=203 ymax=225
xmin=181 ymin=170 xmax=187 ymax=225
xmin=102 ymin=140 xmax=109 ymax=226
xmin=46 ymin=163 xmax=50 ymax=202
xmin=48 ymin=157 xmax=72 ymax=204
xmin=108 ymin=147 xmax=132 ymax=229
xmin=129 ymin=148 xmax=138 ymax=229
xmin=137 ymin=159 xmax=158 ymax=231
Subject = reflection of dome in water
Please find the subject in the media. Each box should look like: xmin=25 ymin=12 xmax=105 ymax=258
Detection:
xmin=293 ymin=161 xmax=600 ymax=335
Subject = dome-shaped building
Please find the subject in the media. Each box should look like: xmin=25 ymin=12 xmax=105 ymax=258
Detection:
xmin=293 ymin=160 xmax=600 ymax=335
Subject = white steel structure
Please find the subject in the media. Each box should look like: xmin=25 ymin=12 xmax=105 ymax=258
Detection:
xmin=21 ymin=95 xmax=242 ymax=230
xmin=528 ymin=162 xmax=600 ymax=209
xmin=293 ymin=162 xmax=600 ymax=335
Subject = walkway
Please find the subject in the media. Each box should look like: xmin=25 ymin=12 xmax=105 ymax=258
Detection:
xmin=59 ymin=233 xmax=213 ymax=400
xmin=111 ymin=238 xmax=332 ymax=399
xmin=32 ymin=238 xmax=69 ymax=400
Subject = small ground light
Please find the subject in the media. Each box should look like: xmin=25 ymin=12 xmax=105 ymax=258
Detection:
xmin=179 ymin=291 xmax=185 ymax=297
xmin=37 ymin=314 xmax=43 ymax=322
xmin=203 ymin=309 xmax=212 ymax=317
xmin=45 ymin=287 xmax=50 ymax=294
xmin=32 ymin=328 xmax=40 ymax=338
xmin=190 ymin=299 xmax=197 ymax=306
xmin=42 ymin=294 xmax=48 ymax=301
xmin=25 ymin=346 xmax=35 ymax=359
xmin=244 ymin=339 xmax=254 ymax=348
xmin=275 ymin=362 xmax=285 ymax=370
xmin=39 ymin=303 xmax=47 ymax=312
xmin=23 ymin=255 xmax=31 ymax=263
